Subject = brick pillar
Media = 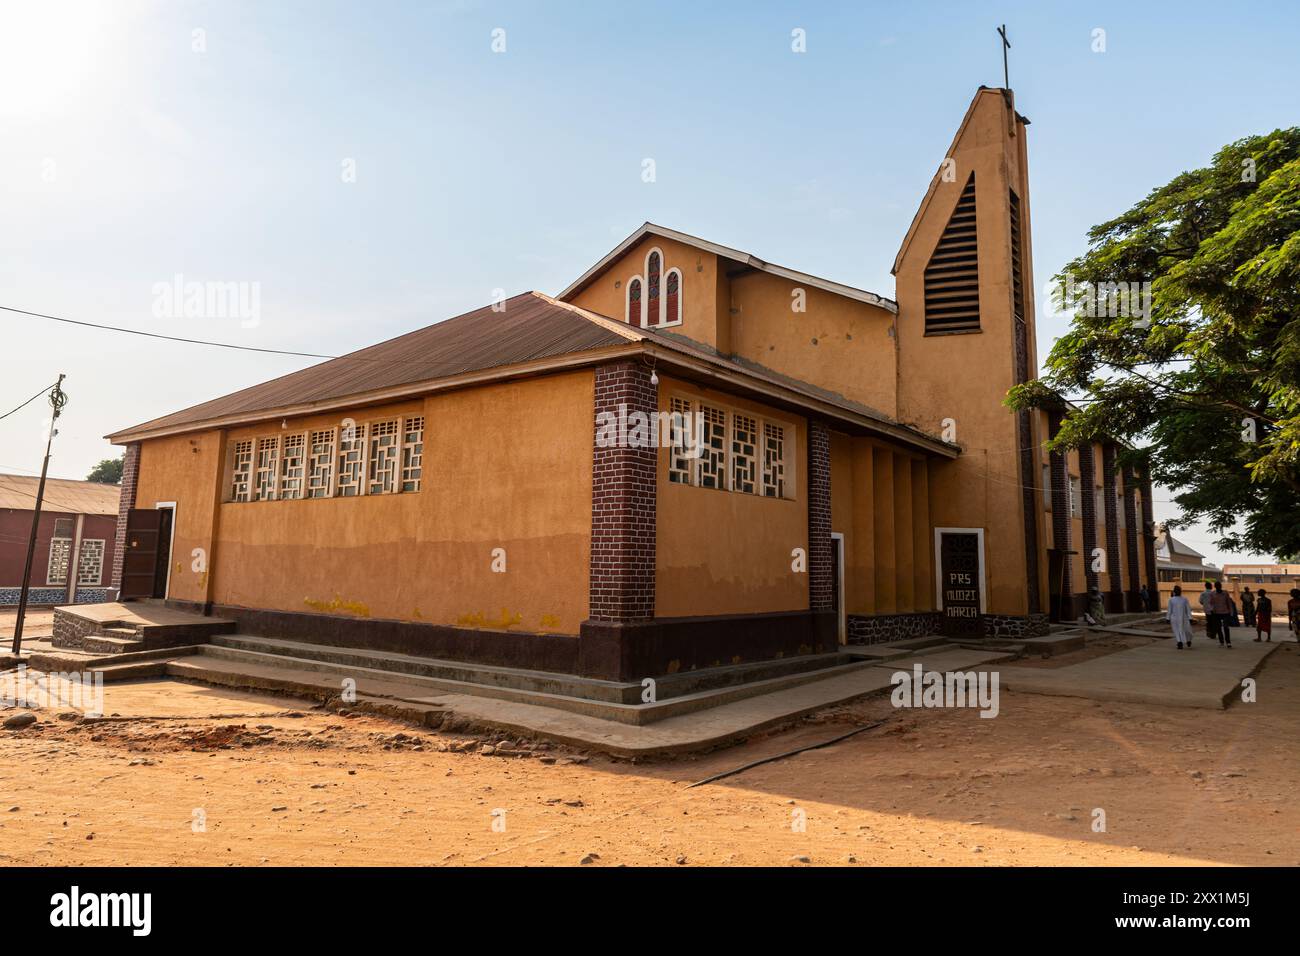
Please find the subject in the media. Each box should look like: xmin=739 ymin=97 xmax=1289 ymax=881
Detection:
xmin=1102 ymin=444 xmax=1124 ymax=613
xmin=110 ymin=443 xmax=141 ymax=596
xmin=808 ymin=420 xmax=832 ymax=613
xmin=1140 ymin=472 xmax=1159 ymax=610
xmin=1122 ymin=464 xmax=1141 ymax=611
xmin=1079 ymin=443 xmax=1099 ymax=597
xmin=1048 ymin=411 xmax=1075 ymax=620
xmin=587 ymin=362 xmax=656 ymax=623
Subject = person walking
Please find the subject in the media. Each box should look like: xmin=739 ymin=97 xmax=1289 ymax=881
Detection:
xmin=1166 ymin=585 xmax=1193 ymax=649
xmin=1208 ymin=581 xmax=1233 ymax=647
xmin=1255 ymin=589 xmax=1273 ymax=642
xmin=1288 ymin=589 xmax=1300 ymax=639
xmin=1241 ymin=587 xmax=1256 ymax=629
xmin=1199 ymin=581 xmax=1217 ymax=642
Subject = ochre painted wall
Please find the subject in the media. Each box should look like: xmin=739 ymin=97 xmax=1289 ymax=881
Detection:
xmin=567 ymin=235 xmax=725 ymax=349
xmin=655 ymin=375 xmax=808 ymax=618
xmin=728 ymin=271 xmax=898 ymax=419
xmin=828 ymin=430 xmax=933 ymax=618
xmin=132 ymin=371 xmax=595 ymax=636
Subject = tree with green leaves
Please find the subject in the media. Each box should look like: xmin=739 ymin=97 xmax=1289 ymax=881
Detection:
xmin=86 ymin=456 xmax=124 ymax=484
xmin=1008 ymin=128 xmax=1300 ymax=558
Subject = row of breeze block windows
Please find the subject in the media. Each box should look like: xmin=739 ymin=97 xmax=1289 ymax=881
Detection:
xmin=228 ymin=416 xmax=424 ymax=503
xmin=666 ymin=396 xmax=792 ymax=499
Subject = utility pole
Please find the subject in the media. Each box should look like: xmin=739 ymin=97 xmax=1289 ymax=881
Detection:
xmin=12 ymin=375 xmax=68 ymax=655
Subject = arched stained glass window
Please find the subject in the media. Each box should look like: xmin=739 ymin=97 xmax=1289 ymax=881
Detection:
xmin=664 ymin=269 xmax=680 ymax=326
xmin=646 ymin=250 xmax=661 ymax=326
xmin=627 ymin=277 xmax=643 ymax=327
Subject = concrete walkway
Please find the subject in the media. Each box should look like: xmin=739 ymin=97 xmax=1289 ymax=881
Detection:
xmin=989 ymin=637 xmax=1284 ymax=710
xmin=100 ymin=645 xmax=1012 ymax=757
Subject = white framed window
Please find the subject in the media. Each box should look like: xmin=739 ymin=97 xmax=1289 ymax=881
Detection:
xmin=367 ymin=419 xmax=400 ymax=495
xmin=762 ymin=422 xmax=787 ymax=498
xmin=230 ymin=439 xmax=254 ymax=502
xmin=254 ymin=436 xmax=280 ymax=501
xmin=47 ymin=537 xmax=72 ymax=586
xmin=76 ymin=539 xmax=105 ymax=586
xmin=401 ymin=416 xmax=424 ymax=492
xmin=668 ymin=397 xmax=694 ymax=485
xmin=307 ymin=429 xmax=336 ymax=498
xmin=1117 ymin=487 xmax=1127 ymax=527
xmin=280 ymin=433 xmax=306 ymax=500
xmin=626 ymin=276 xmax=644 ymax=327
xmin=1069 ymin=475 xmax=1082 ymax=517
xmin=731 ymin=413 xmax=757 ymax=494
xmin=336 ymin=422 xmax=368 ymax=497
xmin=660 ymin=267 xmax=683 ymax=327
xmin=697 ymin=404 xmax=726 ymax=489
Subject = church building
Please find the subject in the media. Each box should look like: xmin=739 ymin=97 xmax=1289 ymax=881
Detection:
xmin=106 ymin=88 xmax=1161 ymax=684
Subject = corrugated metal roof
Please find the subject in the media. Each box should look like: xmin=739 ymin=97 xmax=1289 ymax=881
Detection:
xmin=109 ymin=292 xmax=636 ymax=439
xmin=0 ymin=474 xmax=121 ymax=515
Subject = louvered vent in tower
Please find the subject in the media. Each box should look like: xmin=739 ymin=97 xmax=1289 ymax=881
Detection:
xmin=924 ymin=174 xmax=980 ymax=334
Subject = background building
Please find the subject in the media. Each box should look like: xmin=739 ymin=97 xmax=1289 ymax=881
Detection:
xmin=0 ymin=473 xmax=120 ymax=606
xmin=1154 ymin=522 xmax=1221 ymax=604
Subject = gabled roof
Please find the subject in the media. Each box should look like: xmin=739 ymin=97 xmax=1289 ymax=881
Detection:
xmin=106 ymin=291 xmax=957 ymax=458
xmin=108 ymin=292 xmax=638 ymax=441
xmin=0 ymin=474 xmax=121 ymax=515
xmin=1155 ymin=524 xmax=1207 ymax=561
xmin=559 ymin=222 xmax=898 ymax=313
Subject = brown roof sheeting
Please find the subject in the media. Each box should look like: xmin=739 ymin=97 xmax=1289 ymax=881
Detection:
xmin=0 ymin=474 xmax=122 ymax=515
xmin=109 ymin=292 xmax=635 ymax=439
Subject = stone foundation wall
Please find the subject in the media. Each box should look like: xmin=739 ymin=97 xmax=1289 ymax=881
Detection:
xmin=847 ymin=612 xmax=942 ymax=645
xmin=0 ymin=587 xmax=113 ymax=607
xmin=981 ymin=612 xmax=1051 ymax=639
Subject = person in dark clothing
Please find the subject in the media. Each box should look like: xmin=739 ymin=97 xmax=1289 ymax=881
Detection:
xmin=1241 ymin=587 xmax=1256 ymax=628
xmin=1208 ymin=581 xmax=1233 ymax=647
xmin=1255 ymin=589 xmax=1274 ymax=642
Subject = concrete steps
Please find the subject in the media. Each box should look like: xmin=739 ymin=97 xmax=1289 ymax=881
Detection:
xmin=78 ymin=634 xmax=146 ymax=654
xmin=164 ymin=643 xmax=876 ymax=726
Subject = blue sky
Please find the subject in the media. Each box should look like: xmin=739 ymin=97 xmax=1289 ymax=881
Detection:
xmin=1 ymin=0 xmax=1296 ymax=566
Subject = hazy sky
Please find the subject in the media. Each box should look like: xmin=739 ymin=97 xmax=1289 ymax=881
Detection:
xmin=1 ymin=0 xmax=1295 ymax=568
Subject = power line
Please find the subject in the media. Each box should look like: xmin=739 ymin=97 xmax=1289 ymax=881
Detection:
xmin=1 ymin=304 xmax=336 ymax=359
xmin=0 ymin=382 xmax=58 ymax=422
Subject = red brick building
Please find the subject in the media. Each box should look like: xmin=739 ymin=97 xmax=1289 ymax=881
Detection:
xmin=0 ymin=474 xmax=120 ymax=606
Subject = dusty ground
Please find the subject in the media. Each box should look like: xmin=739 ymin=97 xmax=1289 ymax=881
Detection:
xmin=2 ymin=644 xmax=1298 ymax=867
xmin=0 ymin=609 xmax=54 ymax=641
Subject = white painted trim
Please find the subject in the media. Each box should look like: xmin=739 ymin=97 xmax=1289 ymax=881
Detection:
xmin=155 ymin=501 xmax=178 ymax=599
xmin=560 ymin=222 xmax=898 ymax=312
xmin=933 ymin=526 xmax=987 ymax=612
xmin=658 ymin=266 xmax=684 ymax=328
xmin=625 ymin=274 xmax=644 ymax=326
xmin=830 ymin=531 xmax=846 ymax=645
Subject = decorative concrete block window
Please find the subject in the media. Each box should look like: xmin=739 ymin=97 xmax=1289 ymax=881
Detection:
xmin=77 ymin=539 xmax=105 ymax=586
xmin=53 ymin=517 xmax=74 ymax=539
xmin=279 ymin=433 xmax=306 ymax=500
xmin=668 ymin=397 xmax=694 ymax=485
xmin=697 ymin=404 xmax=727 ymax=489
xmin=1042 ymin=464 xmax=1052 ymax=510
xmin=230 ymin=439 xmax=254 ymax=502
xmin=367 ymin=419 xmax=400 ymax=495
xmin=307 ymin=429 xmax=336 ymax=498
xmin=335 ymin=423 xmax=368 ymax=497
xmin=1117 ymin=488 xmax=1127 ymax=527
xmin=731 ymin=414 xmax=757 ymax=494
xmin=46 ymin=537 xmax=71 ymax=586
xmin=762 ymin=422 xmax=787 ymax=498
xmin=254 ymin=436 xmax=280 ymax=501
xmin=400 ymin=416 xmax=424 ymax=492
xmin=1069 ymin=475 xmax=1082 ymax=517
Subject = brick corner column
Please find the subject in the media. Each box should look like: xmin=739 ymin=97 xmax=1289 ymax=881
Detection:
xmin=1047 ymin=411 xmax=1075 ymax=619
xmin=1078 ymin=443 xmax=1099 ymax=597
xmin=1102 ymin=444 xmax=1124 ymax=612
xmin=587 ymin=362 xmax=657 ymax=624
xmin=1140 ymin=472 xmax=1159 ymax=610
xmin=110 ymin=442 xmax=141 ymax=595
xmin=807 ymin=420 xmax=832 ymax=613
xmin=1122 ymin=464 xmax=1142 ymax=611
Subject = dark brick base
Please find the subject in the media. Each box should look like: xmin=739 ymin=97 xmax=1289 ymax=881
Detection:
xmin=981 ymin=612 xmax=1051 ymax=639
xmin=578 ymin=610 xmax=837 ymax=682
xmin=847 ymin=612 xmax=942 ymax=645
